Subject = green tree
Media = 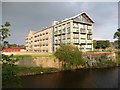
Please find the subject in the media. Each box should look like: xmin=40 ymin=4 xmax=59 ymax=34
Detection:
xmin=54 ymin=44 xmax=85 ymax=70
xmin=114 ymin=28 xmax=120 ymax=65
xmin=0 ymin=22 xmax=21 ymax=88
xmin=114 ymin=28 xmax=120 ymax=49
xmin=0 ymin=22 xmax=11 ymax=50
xmin=95 ymin=40 xmax=110 ymax=49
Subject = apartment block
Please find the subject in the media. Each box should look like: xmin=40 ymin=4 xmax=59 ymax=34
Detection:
xmin=25 ymin=12 xmax=94 ymax=52
xmin=54 ymin=12 xmax=94 ymax=52
xmin=25 ymin=26 xmax=53 ymax=52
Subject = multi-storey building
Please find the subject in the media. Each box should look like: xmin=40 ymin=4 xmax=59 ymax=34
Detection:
xmin=54 ymin=12 xmax=94 ymax=52
xmin=25 ymin=31 xmax=35 ymax=52
xmin=25 ymin=12 xmax=94 ymax=52
xmin=25 ymin=26 xmax=53 ymax=52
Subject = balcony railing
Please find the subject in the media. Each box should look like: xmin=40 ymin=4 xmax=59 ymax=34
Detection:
xmin=87 ymin=31 xmax=92 ymax=34
xmin=62 ymin=37 xmax=65 ymax=40
xmin=73 ymin=26 xmax=79 ymax=29
xmin=54 ymin=41 xmax=60 ymax=45
xmin=80 ymin=28 xmax=86 ymax=34
xmin=87 ymin=40 xmax=92 ymax=43
xmin=73 ymin=29 xmax=79 ymax=33
xmin=73 ymin=39 xmax=79 ymax=43
xmin=54 ymin=31 xmax=58 ymax=35
xmin=79 ymin=40 xmax=86 ymax=44
xmin=61 ymin=29 xmax=65 ymax=34
xmin=62 ymin=40 xmax=66 ymax=43
xmin=73 ymin=35 xmax=79 ymax=39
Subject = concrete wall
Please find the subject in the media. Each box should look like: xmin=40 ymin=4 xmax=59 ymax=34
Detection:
xmin=17 ymin=57 xmax=62 ymax=69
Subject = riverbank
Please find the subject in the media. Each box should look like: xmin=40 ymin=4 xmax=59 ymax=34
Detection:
xmin=16 ymin=64 xmax=119 ymax=76
xmin=16 ymin=66 xmax=59 ymax=76
xmin=4 ymin=51 xmax=119 ymax=76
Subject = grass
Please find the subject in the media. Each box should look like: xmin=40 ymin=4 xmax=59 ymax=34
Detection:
xmin=13 ymin=53 xmax=54 ymax=58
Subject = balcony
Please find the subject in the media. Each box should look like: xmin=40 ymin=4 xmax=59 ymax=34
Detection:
xmin=61 ymin=29 xmax=65 ymax=34
xmin=80 ymin=28 xmax=86 ymax=34
xmin=58 ymin=30 xmax=62 ymax=35
xmin=54 ymin=41 xmax=60 ymax=45
xmin=62 ymin=37 xmax=65 ymax=40
xmin=87 ymin=40 xmax=92 ymax=43
xmin=87 ymin=31 xmax=92 ymax=35
xmin=73 ymin=39 xmax=79 ymax=43
xmin=73 ymin=26 xmax=79 ymax=29
xmin=80 ymin=45 xmax=85 ymax=49
xmin=73 ymin=35 xmax=79 ymax=39
xmin=79 ymin=40 xmax=86 ymax=44
xmin=67 ymin=36 xmax=71 ymax=39
xmin=73 ymin=29 xmax=79 ymax=33
xmin=54 ymin=31 xmax=58 ymax=36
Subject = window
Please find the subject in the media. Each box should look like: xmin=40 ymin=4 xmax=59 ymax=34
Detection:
xmin=81 ymin=38 xmax=85 ymax=40
xmin=62 ymin=35 xmax=65 ymax=40
xmin=67 ymin=34 xmax=70 ymax=39
xmin=40 ymin=34 xmax=42 ymax=36
xmin=67 ymin=23 xmax=70 ymax=28
xmin=87 ymin=35 xmax=92 ymax=40
xmin=43 ymin=33 xmax=45 ymax=35
xmin=67 ymin=27 xmax=70 ymax=33
xmin=87 ymin=25 xmax=92 ymax=30
xmin=73 ymin=23 xmax=79 ymax=28
xmin=73 ymin=34 xmax=79 ymax=39
xmin=55 ymin=27 xmax=58 ymax=31
xmin=81 ymin=24 xmax=85 ymax=29
xmin=46 ymin=38 xmax=48 ymax=40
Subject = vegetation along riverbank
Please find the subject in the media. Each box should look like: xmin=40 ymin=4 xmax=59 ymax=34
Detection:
xmin=4 ymin=44 xmax=118 ymax=77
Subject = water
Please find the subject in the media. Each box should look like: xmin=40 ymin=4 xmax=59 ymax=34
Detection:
xmin=21 ymin=67 xmax=119 ymax=88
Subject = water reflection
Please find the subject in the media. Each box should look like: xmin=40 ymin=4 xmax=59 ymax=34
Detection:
xmin=21 ymin=67 xmax=118 ymax=88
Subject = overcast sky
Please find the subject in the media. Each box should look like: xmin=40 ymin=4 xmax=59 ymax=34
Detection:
xmin=2 ymin=2 xmax=118 ymax=45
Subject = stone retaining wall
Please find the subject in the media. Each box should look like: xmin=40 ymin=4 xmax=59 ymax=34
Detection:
xmin=17 ymin=57 xmax=62 ymax=68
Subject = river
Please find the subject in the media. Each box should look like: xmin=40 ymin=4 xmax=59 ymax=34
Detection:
xmin=20 ymin=67 xmax=119 ymax=88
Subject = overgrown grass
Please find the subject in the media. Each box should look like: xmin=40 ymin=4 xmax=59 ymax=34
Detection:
xmin=13 ymin=53 xmax=54 ymax=58
xmin=16 ymin=66 xmax=58 ymax=76
xmin=87 ymin=49 xmax=112 ymax=52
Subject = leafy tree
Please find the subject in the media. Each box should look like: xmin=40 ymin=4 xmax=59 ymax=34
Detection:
xmin=54 ymin=44 xmax=85 ymax=70
xmin=95 ymin=40 xmax=110 ymax=49
xmin=0 ymin=22 xmax=21 ymax=88
xmin=0 ymin=22 xmax=11 ymax=51
xmin=114 ymin=28 xmax=120 ymax=49
xmin=8 ymin=43 xmax=17 ymax=47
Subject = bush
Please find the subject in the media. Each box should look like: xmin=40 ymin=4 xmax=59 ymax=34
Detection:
xmin=2 ymin=54 xmax=21 ymax=88
xmin=116 ymin=51 xmax=120 ymax=65
xmin=54 ymin=44 xmax=85 ymax=69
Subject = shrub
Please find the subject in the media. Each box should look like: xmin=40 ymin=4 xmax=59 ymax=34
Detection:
xmin=54 ymin=44 xmax=85 ymax=69
xmin=2 ymin=54 xmax=21 ymax=88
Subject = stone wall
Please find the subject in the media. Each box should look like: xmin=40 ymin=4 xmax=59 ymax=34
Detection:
xmin=17 ymin=57 xmax=62 ymax=68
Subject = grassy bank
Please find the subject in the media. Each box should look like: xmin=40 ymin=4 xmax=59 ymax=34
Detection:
xmin=16 ymin=66 xmax=59 ymax=76
xmin=13 ymin=53 xmax=54 ymax=58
